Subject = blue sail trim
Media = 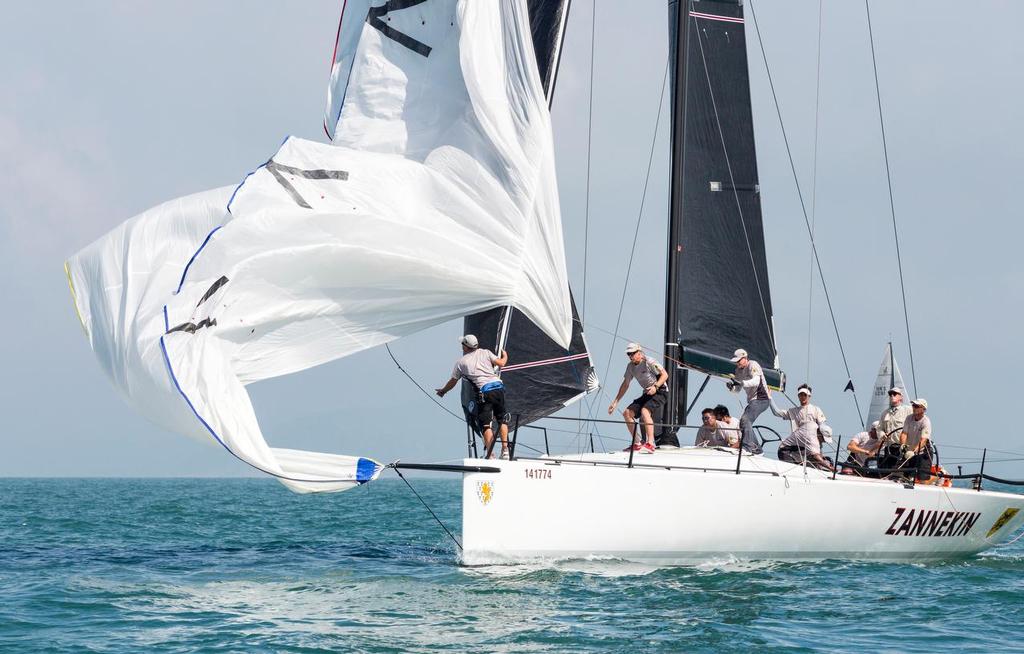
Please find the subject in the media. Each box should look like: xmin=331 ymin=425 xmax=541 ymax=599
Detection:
xmin=159 ymin=306 xmax=379 ymax=485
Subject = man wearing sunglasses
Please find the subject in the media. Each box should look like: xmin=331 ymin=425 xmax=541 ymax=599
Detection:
xmin=608 ymin=343 xmax=669 ymax=454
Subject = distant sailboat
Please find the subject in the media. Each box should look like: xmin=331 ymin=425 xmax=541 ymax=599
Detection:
xmin=865 ymin=342 xmax=907 ymax=427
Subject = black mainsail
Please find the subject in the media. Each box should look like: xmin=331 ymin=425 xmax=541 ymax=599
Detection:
xmin=461 ymin=0 xmax=598 ymax=432
xmin=663 ymin=0 xmax=784 ymax=436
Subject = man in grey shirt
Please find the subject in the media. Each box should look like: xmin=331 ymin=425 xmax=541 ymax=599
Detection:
xmin=436 ymin=334 xmax=510 ymax=459
xmin=900 ymin=398 xmax=933 ymax=481
xmin=695 ymin=407 xmax=739 ymax=448
xmin=726 ymin=348 xmax=770 ymax=454
xmin=608 ymin=343 xmax=668 ymax=454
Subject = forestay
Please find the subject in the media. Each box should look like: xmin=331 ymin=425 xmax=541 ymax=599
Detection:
xmin=65 ymin=0 xmax=571 ymax=493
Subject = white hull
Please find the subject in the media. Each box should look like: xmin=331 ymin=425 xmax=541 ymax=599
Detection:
xmin=461 ymin=447 xmax=1024 ymax=565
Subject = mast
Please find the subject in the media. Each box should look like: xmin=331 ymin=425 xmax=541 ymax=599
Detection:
xmin=663 ymin=0 xmax=692 ymax=440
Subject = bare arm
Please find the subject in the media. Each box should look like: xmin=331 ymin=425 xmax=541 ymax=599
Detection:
xmin=493 ymin=350 xmax=509 ymax=367
xmin=646 ymin=368 xmax=669 ymax=395
xmin=608 ymin=378 xmax=631 ymax=414
xmin=435 ymin=377 xmax=458 ymax=397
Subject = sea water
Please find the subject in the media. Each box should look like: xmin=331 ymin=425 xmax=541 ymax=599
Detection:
xmin=2 ymin=478 xmax=1022 ymax=653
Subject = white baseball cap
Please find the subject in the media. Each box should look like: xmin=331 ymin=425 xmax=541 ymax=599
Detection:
xmin=911 ymin=398 xmax=928 ymax=409
xmin=625 ymin=342 xmax=642 ymax=354
xmin=797 ymin=385 xmax=812 ymax=396
xmin=460 ymin=334 xmax=479 ymax=349
xmin=888 ymin=387 xmax=904 ymax=395
xmin=730 ymin=348 xmax=748 ymax=362
xmin=870 ymin=420 xmax=880 ymax=431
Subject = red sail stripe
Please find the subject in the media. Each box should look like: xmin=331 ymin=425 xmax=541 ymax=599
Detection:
xmin=689 ymin=10 xmax=744 ymax=24
xmin=502 ymin=352 xmax=591 ymax=372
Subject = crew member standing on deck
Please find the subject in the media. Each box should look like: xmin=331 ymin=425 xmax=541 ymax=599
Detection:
xmin=436 ymin=335 xmax=510 ymax=460
xmin=726 ymin=348 xmax=769 ymax=453
xmin=900 ymin=399 xmax=933 ymax=481
xmin=608 ymin=343 xmax=668 ymax=454
xmin=877 ymin=386 xmax=912 ymax=445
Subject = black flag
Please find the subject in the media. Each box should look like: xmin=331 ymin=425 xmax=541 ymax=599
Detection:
xmin=844 ymin=379 xmax=856 ymax=392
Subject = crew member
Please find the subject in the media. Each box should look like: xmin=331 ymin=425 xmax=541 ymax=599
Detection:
xmin=608 ymin=343 xmax=668 ymax=454
xmin=900 ymin=398 xmax=933 ymax=481
xmin=772 ymin=384 xmax=833 ymax=471
xmin=713 ymin=405 xmax=741 ymax=447
xmin=436 ymin=335 xmax=510 ymax=459
xmin=726 ymin=348 xmax=770 ymax=453
xmin=877 ymin=386 xmax=912 ymax=445
xmin=695 ymin=407 xmax=738 ymax=448
xmin=845 ymin=421 xmax=882 ymax=474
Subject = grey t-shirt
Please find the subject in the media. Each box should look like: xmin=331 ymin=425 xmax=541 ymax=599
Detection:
xmin=877 ymin=404 xmax=912 ymax=444
xmin=902 ymin=415 xmax=932 ymax=451
xmin=695 ymin=422 xmax=738 ymax=448
xmin=623 ymin=355 xmax=664 ymax=389
xmin=452 ymin=349 xmax=500 ymax=389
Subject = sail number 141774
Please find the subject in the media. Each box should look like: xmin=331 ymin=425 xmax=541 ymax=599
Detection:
xmin=524 ymin=468 xmax=551 ymax=480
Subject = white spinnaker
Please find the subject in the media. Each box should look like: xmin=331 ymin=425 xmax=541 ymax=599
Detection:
xmin=66 ymin=0 xmax=571 ymax=493
xmin=865 ymin=343 xmax=907 ymax=427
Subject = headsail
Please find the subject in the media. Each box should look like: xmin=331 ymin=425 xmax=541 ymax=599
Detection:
xmin=461 ymin=0 xmax=598 ymax=431
xmin=67 ymin=0 xmax=571 ymax=492
xmin=664 ymin=0 xmax=784 ymax=432
xmin=865 ymin=342 xmax=906 ymax=427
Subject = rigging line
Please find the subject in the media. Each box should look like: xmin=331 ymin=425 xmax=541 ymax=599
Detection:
xmin=747 ymin=0 xmax=864 ymax=428
xmin=582 ymin=0 xmax=596 ymax=324
xmin=599 ymin=58 xmax=670 ymax=400
xmin=390 ymin=465 xmax=462 ymax=552
xmin=577 ymin=0 xmax=598 ymax=441
xmin=807 ymin=0 xmax=825 ymax=382
xmin=864 ymin=0 xmax=917 ymax=398
xmin=385 ymin=343 xmax=465 ymax=423
xmin=691 ymin=3 xmax=775 ymax=352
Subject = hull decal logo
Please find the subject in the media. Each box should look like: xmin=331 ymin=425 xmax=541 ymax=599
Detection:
xmin=884 ymin=507 xmax=981 ymax=537
xmin=476 ymin=481 xmax=494 ymax=506
xmin=987 ymin=507 xmax=1021 ymax=538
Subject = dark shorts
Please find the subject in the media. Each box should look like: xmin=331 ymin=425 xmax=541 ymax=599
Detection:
xmin=627 ymin=389 xmax=666 ymax=417
xmin=477 ymin=388 xmax=508 ymax=428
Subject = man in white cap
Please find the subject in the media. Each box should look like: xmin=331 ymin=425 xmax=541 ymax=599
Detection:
xmin=900 ymin=398 xmax=933 ymax=480
xmin=726 ymin=348 xmax=770 ymax=453
xmin=877 ymin=386 xmax=912 ymax=445
xmin=845 ymin=421 xmax=882 ymax=473
xmin=436 ymin=335 xmax=510 ymax=459
xmin=608 ymin=343 xmax=668 ymax=454
xmin=772 ymin=384 xmax=833 ymax=471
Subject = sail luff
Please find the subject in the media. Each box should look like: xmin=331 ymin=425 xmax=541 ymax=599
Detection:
xmin=665 ymin=0 xmax=784 ymax=392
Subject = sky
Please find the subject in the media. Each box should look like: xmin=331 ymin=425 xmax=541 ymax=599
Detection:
xmin=2 ymin=1 xmax=1022 ymax=479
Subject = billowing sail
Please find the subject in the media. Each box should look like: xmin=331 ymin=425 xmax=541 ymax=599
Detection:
xmin=461 ymin=0 xmax=597 ymax=431
xmin=66 ymin=0 xmax=571 ymax=493
xmin=865 ymin=343 xmax=906 ymax=427
xmin=665 ymin=0 xmax=783 ymax=402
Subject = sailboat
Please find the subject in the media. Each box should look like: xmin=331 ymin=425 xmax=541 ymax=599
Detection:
xmin=65 ymin=0 xmax=1024 ymax=562
xmin=865 ymin=342 xmax=907 ymax=428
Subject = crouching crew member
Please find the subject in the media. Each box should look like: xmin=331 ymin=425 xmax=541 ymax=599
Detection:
xmin=844 ymin=421 xmax=882 ymax=475
xmin=608 ymin=343 xmax=668 ymax=454
xmin=773 ymin=384 xmax=834 ymax=471
xmin=436 ymin=335 xmax=510 ymax=460
xmin=695 ymin=407 xmax=739 ymax=448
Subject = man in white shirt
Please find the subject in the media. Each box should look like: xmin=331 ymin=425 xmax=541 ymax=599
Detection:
xmin=877 ymin=386 xmax=912 ymax=445
xmin=436 ymin=335 xmax=510 ymax=459
xmin=695 ymin=407 xmax=739 ymax=448
xmin=845 ymin=421 xmax=882 ymax=474
xmin=772 ymin=384 xmax=833 ymax=471
xmin=726 ymin=348 xmax=770 ymax=454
